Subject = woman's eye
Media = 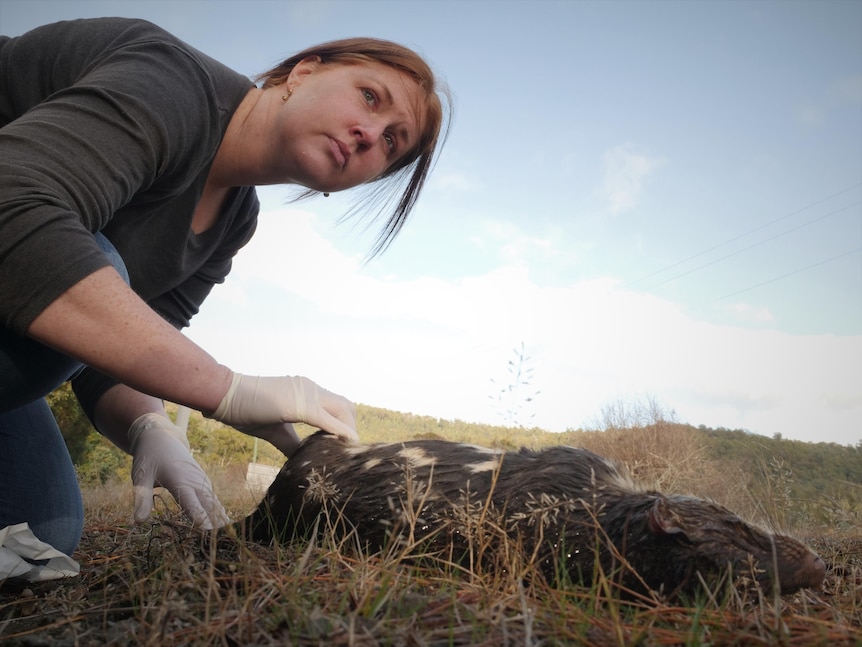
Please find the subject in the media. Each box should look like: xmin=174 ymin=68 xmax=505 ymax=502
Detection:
xmin=362 ymin=89 xmax=376 ymax=105
xmin=383 ymin=132 xmax=395 ymax=152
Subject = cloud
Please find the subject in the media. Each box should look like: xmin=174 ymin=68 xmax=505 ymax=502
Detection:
xmin=824 ymin=393 xmax=862 ymax=411
xmin=477 ymin=220 xmax=562 ymax=265
xmin=724 ymin=302 xmax=776 ymax=324
xmin=187 ymin=207 xmax=862 ymax=447
xmin=600 ymin=143 xmax=666 ymax=214
xmin=680 ymin=389 xmax=784 ymax=416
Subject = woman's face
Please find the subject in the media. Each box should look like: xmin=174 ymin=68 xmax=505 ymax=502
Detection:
xmin=275 ymin=58 xmax=424 ymax=192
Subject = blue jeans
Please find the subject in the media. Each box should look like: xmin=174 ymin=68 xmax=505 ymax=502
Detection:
xmin=0 ymin=234 xmax=128 ymax=555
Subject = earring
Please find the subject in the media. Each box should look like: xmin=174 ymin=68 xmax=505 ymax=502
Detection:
xmin=282 ymin=90 xmax=292 ymax=101
xmin=323 ymin=192 xmax=331 ymax=198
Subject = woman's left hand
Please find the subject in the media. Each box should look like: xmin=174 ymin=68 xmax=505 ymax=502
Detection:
xmin=128 ymin=413 xmax=230 ymax=529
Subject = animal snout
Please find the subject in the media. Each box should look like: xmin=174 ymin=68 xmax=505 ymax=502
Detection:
xmin=807 ymin=554 xmax=827 ymax=589
xmin=777 ymin=550 xmax=827 ymax=594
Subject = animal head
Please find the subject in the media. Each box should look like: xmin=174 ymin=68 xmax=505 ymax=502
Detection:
xmin=612 ymin=494 xmax=827 ymax=596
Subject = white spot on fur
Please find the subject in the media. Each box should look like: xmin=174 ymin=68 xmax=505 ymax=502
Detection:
xmin=457 ymin=443 xmax=500 ymax=455
xmin=397 ymin=447 xmax=437 ymax=468
xmin=363 ymin=458 xmax=382 ymax=470
xmin=344 ymin=444 xmax=371 ymax=456
xmin=466 ymin=458 xmax=502 ymax=474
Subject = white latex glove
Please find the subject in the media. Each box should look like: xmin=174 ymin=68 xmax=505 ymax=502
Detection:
xmin=128 ymin=413 xmax=229 ymax=529
xmin=232 ymin=421 xmax=302 ymax=457
xmin=209 ymin=374 xmax=358 ymax=443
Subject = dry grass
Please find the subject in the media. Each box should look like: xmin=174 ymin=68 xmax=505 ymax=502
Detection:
xmin=1 ymin=473 xmax=861 ymax=647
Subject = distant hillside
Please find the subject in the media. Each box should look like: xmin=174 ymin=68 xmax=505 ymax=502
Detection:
xmin=351 ymin=404 xmax=862 ymax=532
xmin=48 ymin=383 xmax=860 ymax=534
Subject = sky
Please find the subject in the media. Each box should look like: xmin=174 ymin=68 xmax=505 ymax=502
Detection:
xmin=3 ymin=0 xmax=861 ymax=446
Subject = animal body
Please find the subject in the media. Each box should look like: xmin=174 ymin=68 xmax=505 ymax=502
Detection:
xmin=240 ymin=432 xmax=826 ymax=599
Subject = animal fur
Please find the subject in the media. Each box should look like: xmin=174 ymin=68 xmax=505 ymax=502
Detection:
xmin=238 ymin=432 xmax=826 ymax=599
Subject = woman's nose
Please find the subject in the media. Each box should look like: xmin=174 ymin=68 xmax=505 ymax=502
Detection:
xmin=351 ymin=122 xmax=384 ymax=152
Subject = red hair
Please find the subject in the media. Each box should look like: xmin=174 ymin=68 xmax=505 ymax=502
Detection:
xmin=257 ymin=38 xmax=452 ymax=256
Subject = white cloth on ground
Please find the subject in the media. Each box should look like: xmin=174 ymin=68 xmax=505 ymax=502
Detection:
xmin=0 ymin=523 xmax=80 ymax=583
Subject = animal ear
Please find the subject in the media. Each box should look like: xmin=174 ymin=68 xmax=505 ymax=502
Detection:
xmin=647 ymin=496 xmax=686 ymax=537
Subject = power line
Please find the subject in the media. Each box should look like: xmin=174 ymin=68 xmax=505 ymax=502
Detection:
xmin=622 ymin=182 xmax=862 ymax=289
xmin=642 ymin=200 xmax=860 ymax=290
xmin=712 ymin=247 xmax=862 ymax=302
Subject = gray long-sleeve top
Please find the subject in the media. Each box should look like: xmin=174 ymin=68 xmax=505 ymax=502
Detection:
xmin=0 ymin=18 xmax=260 ymax=413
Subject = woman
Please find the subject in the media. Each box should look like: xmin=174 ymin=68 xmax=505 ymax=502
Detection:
xmin=0 ymin=17 xmax=450 ymax=562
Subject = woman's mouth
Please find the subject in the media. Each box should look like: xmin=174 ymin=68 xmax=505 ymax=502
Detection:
xmin=329 ymin=137 xmax=350 ymax=170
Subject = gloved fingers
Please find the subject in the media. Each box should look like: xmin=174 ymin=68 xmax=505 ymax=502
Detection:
xmin=316 ymin=386 xmax=357 ymax=432
xmin=158 ymin=455 xmax=229 ymax=527
xmin=197 ymin=489 xmax=230 ymax=528
xmin=146 ymin=465 xmax=230 ymax=529
xmin=171 ymin=483 xmax=216 ymax=529
xmin=210 ymin=374 xmax=359 ymax=438
xmin=132 ymin=454 xmax=158 ymax=524
xmin=302 ymin=378 xmax=356 ymax=427
xmin=133 ymin=484 xmax=156 ymax=524
xmin=315 ymin=411 xmax=360 ymax=443
xmin=296 ymin=377 xmax=357 ymax=441
xmin=129 ymin=416 xmax=228 ymax=528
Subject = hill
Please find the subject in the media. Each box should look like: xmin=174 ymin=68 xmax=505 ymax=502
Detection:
xmin=47 ymin=385 xmax=861 ymax=534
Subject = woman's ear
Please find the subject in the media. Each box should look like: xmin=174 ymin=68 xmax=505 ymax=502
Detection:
xmin=286 ymin=55 xmax=323 ymax=89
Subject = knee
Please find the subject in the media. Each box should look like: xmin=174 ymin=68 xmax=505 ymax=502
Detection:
xmin=0 ymin=401 xmax=85 ymax=556
xmin=30 ymin=509 xmax=84 ymax=557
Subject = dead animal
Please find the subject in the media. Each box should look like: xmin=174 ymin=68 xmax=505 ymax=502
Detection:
xmin=238 ymin=431 xmax=826 ymax=599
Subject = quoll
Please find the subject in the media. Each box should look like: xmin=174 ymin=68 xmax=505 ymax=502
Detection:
xmin=239 ymin=431 xmax=826 ymax=599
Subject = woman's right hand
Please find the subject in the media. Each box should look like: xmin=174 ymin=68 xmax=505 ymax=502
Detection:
xmin=25 ymin=267 xmax=357 ymax=441
xmin=208 ymin=373 xmax=358 ymax=443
